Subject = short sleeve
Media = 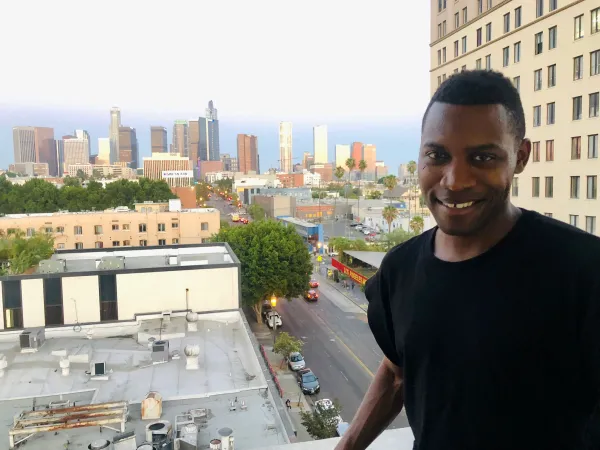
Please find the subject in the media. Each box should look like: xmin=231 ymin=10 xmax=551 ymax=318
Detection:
xmin=366 ymin=264 xmax=403 ymax=368
xmin=582 ymin=278 xmax=600 ymax=400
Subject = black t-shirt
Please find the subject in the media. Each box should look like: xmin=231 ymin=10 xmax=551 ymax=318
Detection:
xmin=367 ymin=209 xmax=600 ymax=450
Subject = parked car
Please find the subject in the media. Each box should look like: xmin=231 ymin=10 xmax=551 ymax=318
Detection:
xmin=304 ymin=289 xmax=319 ymax=301
xmin=288 ymin=352 xmax=306 ymax=371
xmin=297 ymin=368 xmax=320 ymax=394
xmin=265 ymin=310 xmax=282 ymax=329
xmin=329 ymin=251 xmax=339 ymax=257
xmin=314 ymin=399 xmax=343 ymax=425
xmin=309 ymin=279 xmax=319 ymax=288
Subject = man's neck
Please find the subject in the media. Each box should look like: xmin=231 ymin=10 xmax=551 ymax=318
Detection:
xmin=434 ymin=204 xmax=522 ymax=262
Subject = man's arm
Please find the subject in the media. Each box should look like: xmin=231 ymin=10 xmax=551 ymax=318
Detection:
xmin=335 ymin=356 xmax=404 ymax=450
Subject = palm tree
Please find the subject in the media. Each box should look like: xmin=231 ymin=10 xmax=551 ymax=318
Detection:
xmin=334 ymin=166 xmax=345 ymax=220
xmin=382 ymin=205 xmax=399 ymax=233
xmin=409 ymin=215 xmax=424 ymax=234
xmin=383 ymin=175 xmax=398 ymax=205
xmin=407 ymin=161 xmax=417 ymax=218
xmin=357 ymin=160 xmax=367 ymax=224
xmin=345 ymin=158 xmax=356 ymax=222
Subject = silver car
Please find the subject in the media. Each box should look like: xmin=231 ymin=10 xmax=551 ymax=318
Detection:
xmin=288 ymin=352 xmax=306 ymax=371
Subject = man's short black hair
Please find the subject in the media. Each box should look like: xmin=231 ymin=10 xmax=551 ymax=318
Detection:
xmin=422 ymin=70 xmax=526 ymax=141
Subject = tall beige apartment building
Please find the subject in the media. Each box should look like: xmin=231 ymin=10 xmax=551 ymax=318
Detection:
xmin=143 ymin=152 xmax=194 ymax=187
xmin=0 ymin=202 xmax=220 ymax=250
xmin=431 ymin=0 xmax=600 ymax=233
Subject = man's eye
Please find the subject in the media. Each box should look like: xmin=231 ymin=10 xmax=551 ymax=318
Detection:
xmin=427 ymin=151 xmax=448 ymax=161
xmin=473 ymin=154 xmax=494 ymax=162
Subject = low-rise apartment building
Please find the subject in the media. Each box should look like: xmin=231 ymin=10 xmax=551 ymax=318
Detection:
xmin=0 ymin=202 xmax=220 ymax=250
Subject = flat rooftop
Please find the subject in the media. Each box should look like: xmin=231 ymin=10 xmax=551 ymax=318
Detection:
xmin=343 ymin=250 xmax=386 ymax=269
xmin=0 ymin=312 xmax=288 ymax=449
xmin=0 ymin=207 xmax=218 ymax=220
xmin=278 ymin=216 xmax=318 ymax=228
xmin=45 ymin=243 xmax=238 ymax=273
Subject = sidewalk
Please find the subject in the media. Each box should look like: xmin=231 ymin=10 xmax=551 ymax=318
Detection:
xmin=312 ymin=266 xmax=368 ymax=312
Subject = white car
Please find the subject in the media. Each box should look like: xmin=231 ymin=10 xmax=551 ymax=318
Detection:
xmin=288 ymin=352 xmax=306 ymax=371
xmin=265 ymin=311 xmax=283 ymax=329
xmin=329 ymin=251 xmax=339 ymax=257
xmin=314 ymin=399 xmax=343 ymax=425
xmin=355 ymin=225 xmax=363 ymax=231
xmin=362 ymin=229 xmax=371 ymax=235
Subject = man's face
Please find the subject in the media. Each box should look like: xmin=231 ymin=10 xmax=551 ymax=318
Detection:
xmin=419 ymin=103 xmax=530 ymax=237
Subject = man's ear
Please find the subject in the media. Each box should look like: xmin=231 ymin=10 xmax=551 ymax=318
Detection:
xmin=514 ymin=139 xmax=531 ymax=175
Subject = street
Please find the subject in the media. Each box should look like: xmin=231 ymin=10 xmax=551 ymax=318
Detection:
xmin=275 ymin=275 xmax=409 ymax=429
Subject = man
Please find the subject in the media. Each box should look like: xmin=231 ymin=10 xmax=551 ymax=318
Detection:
xmin=336 ymin=70 xmax=600 ymax=450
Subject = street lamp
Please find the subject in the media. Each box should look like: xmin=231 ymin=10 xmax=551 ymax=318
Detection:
xmin=270 ymin=294 xmax=278 ymax=345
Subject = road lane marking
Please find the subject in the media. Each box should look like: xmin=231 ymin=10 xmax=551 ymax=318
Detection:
xmin=340 ymin=371 xmax=349 ymax=381
xmin=324 ymin=350 xmax=330 ymax=357
xmin=371 ymin=348 xmax=382 ymax=357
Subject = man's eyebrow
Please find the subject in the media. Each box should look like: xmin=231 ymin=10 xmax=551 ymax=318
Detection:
xmin=464 ymin=143 xmax=504 ymax=152
xmin=422 ymin=142 xmax=446 ymax=150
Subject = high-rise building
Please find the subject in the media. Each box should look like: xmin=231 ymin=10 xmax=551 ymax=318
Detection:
xmin=302 ymin=152 xmax=312 ymax=170
xmin=188 ymin=120 xmax=200 ymax=165
xmin=12 ymin=127 xmax=36 ymax=164
xmin=118 ymin=127 xmax=139 ymax=168
xmin=109 ymin=107 xmax=121 ymax=165
xmin=313 ymin=125 xmax=328 ymax=164
xmin=430 ymin=0 xmax=600 ymax=232
xmin=363 ymin=144 xmax=377 ymax=180
xmin=375 ymin=161 xmax=388 ymax=179
xmin=279 ymin=122 xmax=293 ymax=173
xmin=74 ymin=129 xmax=90 ymax=142
xmin=143 ymin=153 xmax=193 ymax=187
xmin=97 ymin=138 xmax=111 ymax=165
xmin=205 ymin=100 xmax=220 ymax=161
xmin=151 ymin=126 xmax=168 ymax=153
xmin=237 ymin=134 xmax=259 ymax=174
xmin=335 ymin=144 xmax=351 ymax=170
xmin=55 ymin=140 xmax=64 ymax=176
xmin=63 ymin=136 xmax=90 ymax=172
xmin=33 ymin=127 xmax=57 ymax=176
xmin=220 ymin=154 xmax=239 ymax=172
xmin=351 ymin=142 xmax=363 ymax=164
xmin=172 ymin=121 xmax=189 ymax=157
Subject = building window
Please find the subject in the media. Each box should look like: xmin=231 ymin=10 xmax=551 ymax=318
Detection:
xmin=25 ymin=227 xmax=35 ymax=237
xmin=547 ymin=64 xmax=556 ymax=87
xmin=547 ymin=103 xmax=555 ymax=125
xmin=56 ymin=226 xmax=64 ymax=233
xmin=139 ymin=223 xmax=147 ymax=232
xmin=573 ymin=96 xmax=583 ymax=120
xmin=172 ymin=238 xmax=179 ymax=244
xmin=535 ymin=32 xmax=543 ymax=55
xmin=536 ymin=0 xmax=544 ymax=18
xmin=592 ymin=50 xmax=600 ymax=76
xmin=515 ymin=7 xmax=522 ymax=28
xmin=437 ymin=49 xmax=442 ymax=66
xmin=442 ymin=20 xmax=447 ymax=36
xmin=443 ymin=47 xmax=446 ymax=63
xmin=112 ymin=224 xmax=119 ymax=231
xmin=592 ymin=8 xmax=600 ymax=34
xmin=476 ymin=28 xmax=482 ymax=47
xmin=438 ymin=0 xmax=446 ymax=13
xmin=454 ymin=12 xmax=460 ymax=29
xmin=99 ymin=274 xmax=118 ymax=322
xmin=513 ymin=76 xmax=520 ymax=93
xmin=454 ymin=40 xmax=459 ymax=57
xmin=139 ymin=239 xmax=147 ymax=246
xmin=43 ymin=278 xmax=63 ymax=326
xmin=201 ymin=222 xmax=209 ymax=231
xmin=571 ymin=176 xmax=580 ymax=198
xmin=532 ymin=141 xmax=541 ymax=162
xmin=544 ymin=213 xmax=553 ymax=218
xmin=201 ymin=238 xmax=209 ymax=244
xmin=437 ymin=23 xmax=442 ymax=39
xmin=75 ymin=242 xmax=83 ymax=249
xmin=44 ymin=227 xmax=53 ymax=234
xmin=574 ymin=55 xmax=584 ymax=80
xmin=590 ymin=92 xmax=600 ymax=117
xmin=438 ymin=76 xmax=442 ymax=87
xmin=94 ymin=225 xmax=102 ymax=235
xmin=478 ymin=0 xmax=483 ymax=14
xmin=546 ymin=140 xmax=554 ymax=160
xmin=442 ymin=74 xmax=447 ymax=81
xmin=532 ymin=177 xmax=540 ymax=197
xmin=461 ymin=36 xmax=467 ymax=54
xmin=587 ymin=175 xmax=597 ymax=199
xmin=586 ymin=216 xmax=596 ymax=235
xmin=549 ymin=0 xmax=557 ymax=11
xmin=158 ymin=239 xmax=166 ymax=246
xmin=575 ymin=15 xmax=584 ymax=40
xmin=476 ymin=58 xmax=482 ymax=69
xmin=57 ymin=243 xmax=65 ymax=249
xmin=548 ymin=26 xmax=558 ymax=51
xmin=485 ymin=23 xmax=492 ymax=42
xmin=572 ymin=136 xmax=582 ymax=159
xmin=534 ymin=69 xmax=542 ymax=91
xmin=158 ymin=223 xmax=166 ymax=232
xmin=487 ymin=0 xmax=492 ymax=9
xmin=2 ymin=280 xmax=23 ymax=329
xmin=454 ymin=68 xmax=459 ymax=74
xmin=512 ymin=177 xmax=519 ymax=197
xmin=462 ymin=65 xmax=467 ymax=71
xmin=533 ymin=106 xmax=542 ymax=127
xmin=589 ymin=134 xmax=599 ymax=159
xmin=123 ymin=223 xmax=130 ymax=231
xmin=501 ymin=47 xmax=509 ymax=67
xmin=112 ymin=241 xmax=120 ymax=247
xmin=172 ymin=221 xmax=179 ymax=228
xmin=74 ymin=226 xmax=82 ymax=235
xmin=485 ymin=54 xmax=491 ymax=69
xmin=462 ymin=7 xmax=468 ymax=24
xmin=503 ymin=13 xmax=510 ymax=33
xmin=570 ymin=215 xmax=579 ymax=227
xmin=514 ymin=42 xmax=521 ymax=63
xmin=123 ymin=240 xmax=130 ymax=246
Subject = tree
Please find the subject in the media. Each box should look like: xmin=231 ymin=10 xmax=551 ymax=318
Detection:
xmin=248 ymin=204 xmax=266 ymax=221
xmin=407 ymin=160 xmax=417 ymax=217
xmin=300 ymin=400 xmax=343 ymax=440
xmin=76 ymin=169 xmax=88 ymax=180
xmin=357 ymin=160 xmax=367 ymax=223
xmin=382 ymin=205 xmax=399 ymax=233
xmin=383 ymin=175 xmax=398 ymax=204
xmin=409 ymin=215 xmax=425 ymax=234
xmin=195 ymin=182 xmax=211 ymax=205
xmin=215 ymin=177 xmax=233 ymax=193
xmin=211 ymin=220 xmax=312 ymax=322
xmin=344 ymin=158 xmax=356 ymax=220
xmin=334 ymin=166 xmax=345 ymax=216
xmin=367 ymin=190 xmax=382 ymax=199
xmin=0 ymin=231 xmax=55 ymax=276
xmin=273 ymin=332 xmax=303 ymax=368
xmin=380 ymin=228 xmax=415 ymax=251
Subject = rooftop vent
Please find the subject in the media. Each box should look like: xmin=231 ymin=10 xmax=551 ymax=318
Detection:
xmin=89 ymin=361 xmax=109 ymax=380
xmin=145 ymin=420 xmax=172 ymax=444
xmin=151 ymin=340 xmax=170 ymax=364
xmin=19 ymin=328 xmax=45 ymax=353
xmin=113 ymin=431 xmax=137 ymax=450
xmin=89 ymin=439 xmax=111 ymax=450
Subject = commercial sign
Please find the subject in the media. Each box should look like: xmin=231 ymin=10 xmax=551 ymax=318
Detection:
xmin=331 ymin=258 xmax=369 ymax=285
xmin=162 ymin=170 xmax=193 ymax=179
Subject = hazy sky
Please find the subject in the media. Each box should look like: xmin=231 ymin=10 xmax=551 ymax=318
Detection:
xmin=0 ymin=0 xmax=431 ymax=171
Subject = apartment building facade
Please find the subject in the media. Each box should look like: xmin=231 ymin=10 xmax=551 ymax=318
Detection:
xmin=431 ymin=0 xmax=600 ymax=233
xmin=0 ymin=204 xmax=220 ymax=251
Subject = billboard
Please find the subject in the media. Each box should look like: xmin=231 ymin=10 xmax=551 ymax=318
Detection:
xmin=331 ymin=258 xmax=369 ymax=285
xmin=162 ymin=170 xmax=193 ymax=179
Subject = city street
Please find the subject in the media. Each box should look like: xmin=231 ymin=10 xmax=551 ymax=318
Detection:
xmin=275 ymin=277 xmax=409 ymax=429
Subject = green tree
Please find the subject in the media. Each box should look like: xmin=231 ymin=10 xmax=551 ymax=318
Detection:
xmin=273 ymin=332 xmax=303 ymax=368
xmin=344 ymin=158 xmax=356 ymax=219
xmin=383 ymin=175 xmax=398 ymax=204
xmin=407 ymin=160 xmax=417 ymax=216
xmin=300 ymin=400 xmax=343 ymax=440
xmin=76 ymin=169 xmax=88 ymax=180
xmin=380 ymin=228 xmax=415 ymax=251
xmin=334 ymin=166 xmax=345 ymax=216
xmin=367 ymin=190 xmax=382 ymax=199
xmin=215 ymin=178 xmax=233 ymax=193
xmin=357 ymin=160 xmax=367 ymax=222
xmin=195 ymin=182 xmax=211 ymax=204
xmin=0 ymin=231 xmax=55 ymax=276
xmin=220 ymin=220 xmax=231 ymax=229
xmin=63 ymin=176 xmax=81 ymax=187
xmin=382 ymin=205 xmax=399 ymax=233
xmin=248 ymin=203 xmax=267 ymax=221
xmin=409 ymin=215 xmax=425 ymax=234
xmin=212 ymin=220 xmax=312 ymax=321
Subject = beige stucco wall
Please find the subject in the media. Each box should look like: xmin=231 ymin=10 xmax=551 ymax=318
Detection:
xmin=62 ymin=276 xmax=101 ymax=324
xmin=21 ymin=279 xmax=45 ymax=328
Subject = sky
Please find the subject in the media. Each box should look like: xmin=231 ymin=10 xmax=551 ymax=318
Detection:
xmin=0 ymin=0 xmax=431 ymax=173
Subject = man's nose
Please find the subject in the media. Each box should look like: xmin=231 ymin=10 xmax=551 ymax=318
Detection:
xmin=439 ymin=160 xmax=476 ymax=191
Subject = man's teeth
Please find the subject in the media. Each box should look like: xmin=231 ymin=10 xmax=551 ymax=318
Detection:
xmin=442 ymin=201 xmax=475 ymax=209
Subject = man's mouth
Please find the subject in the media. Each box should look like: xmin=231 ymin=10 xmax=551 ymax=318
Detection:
xmin=436 ymin=199 xmax=482 ymax=210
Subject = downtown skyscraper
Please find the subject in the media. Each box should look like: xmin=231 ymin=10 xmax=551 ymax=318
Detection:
xmin=279 ymin=122 xmax=293 ymax=173
xmin=151 ymin=126 xmax=168 ymax=153
xmin=313 ymin=125 xmax=328 ymax=164
xmin=109 ymin=107 xmax=121 ymax=165
xmin=118 ymin=127 xmax=139 ymax=169
xmin=198 ymin=101 xmax=220 ymax=161
xmin=237 ymin=134 xmax=259 ymax=174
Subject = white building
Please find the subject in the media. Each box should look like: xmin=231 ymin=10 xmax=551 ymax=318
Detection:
xmin=313 ymin=125 xmax=328 ymax=164
xmin=279 ymin=122 xmax=293 ymax=173
xmin=63 ymin=138 xmax=90 ymax=173
xmin=335 ymin=144 xmax=350 ymax=170
xmin=205 ymin=171 xmax=234 ymax=183
xmin=303 ymin=170 xmax=322 ymax=186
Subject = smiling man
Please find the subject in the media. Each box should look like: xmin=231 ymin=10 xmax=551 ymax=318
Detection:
xmin=335 ymin=70 xmax=600 ymax=450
